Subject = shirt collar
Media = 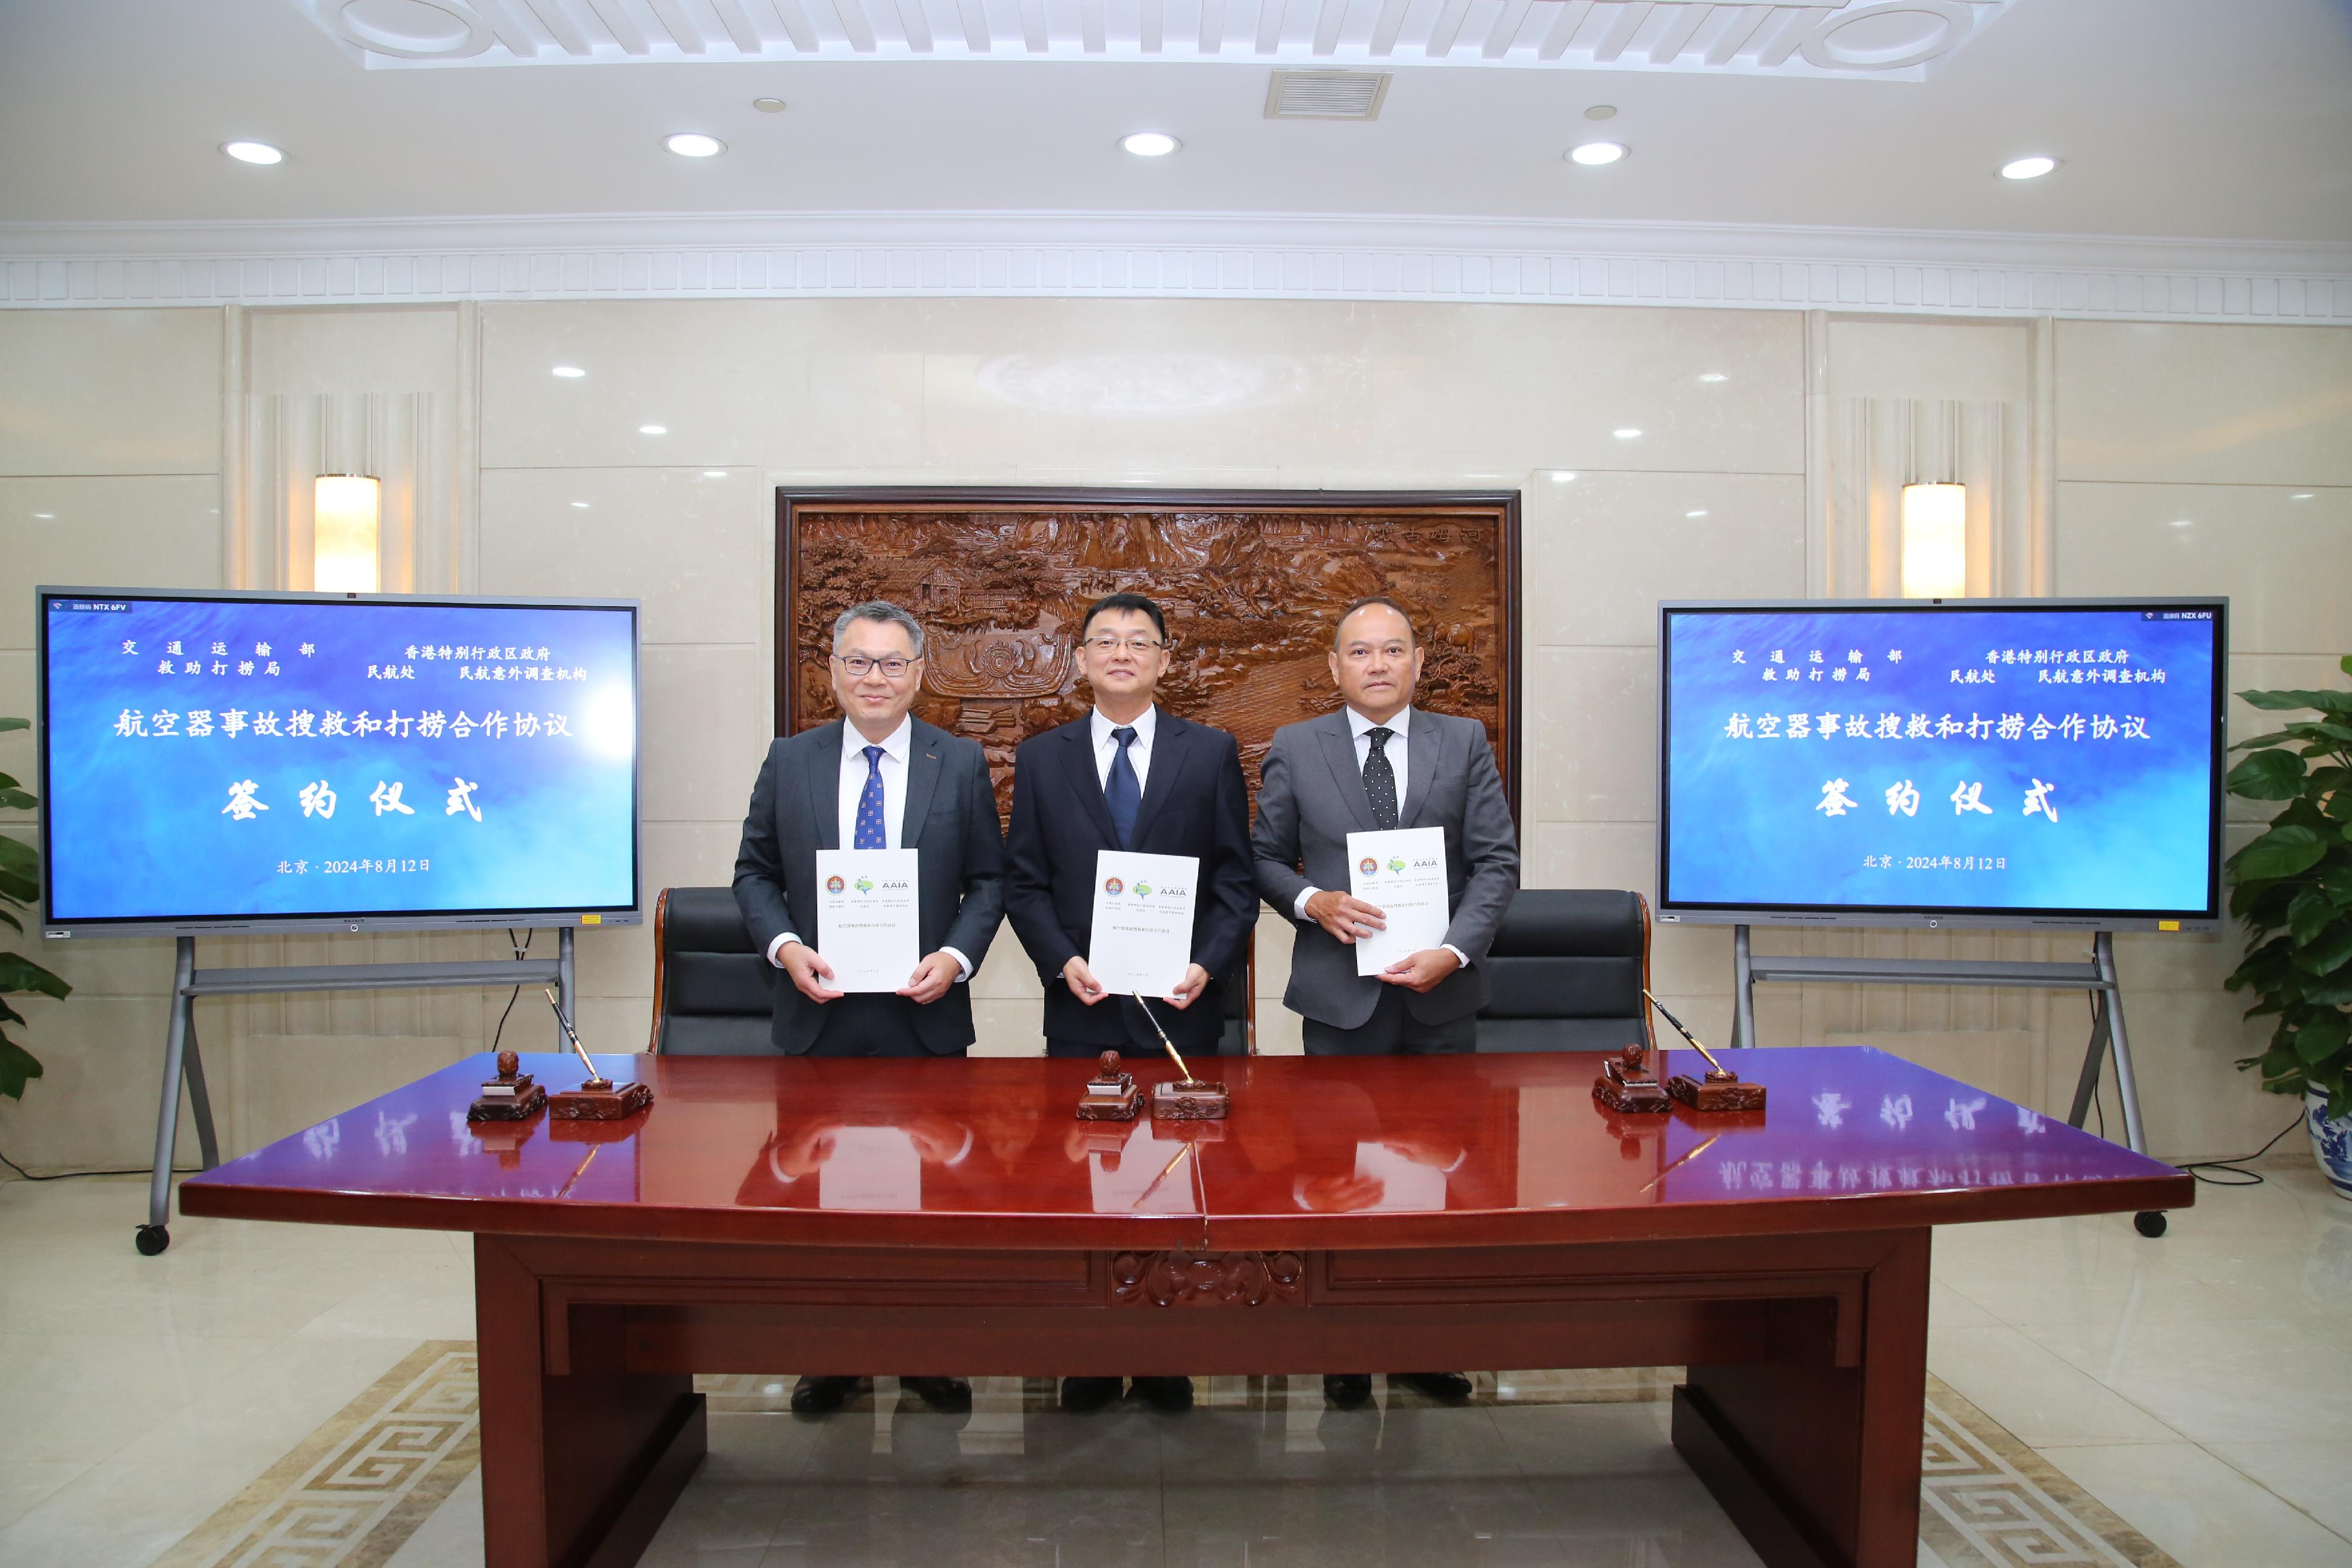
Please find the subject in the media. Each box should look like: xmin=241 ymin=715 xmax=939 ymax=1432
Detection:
xmin=1091 ymin=704 xmax=1158 ymax=748
xmin=1344 ymin=704 xmax=1411 ymax=742
xmin=847 ymin=715 xmax=913 ymax=763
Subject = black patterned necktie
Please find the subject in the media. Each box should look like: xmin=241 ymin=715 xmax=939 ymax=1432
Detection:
xmin=1364 ymin=726 xmax=1399 ymax=830
xmin=1105 ymin=727 xmax=1142 ymax=847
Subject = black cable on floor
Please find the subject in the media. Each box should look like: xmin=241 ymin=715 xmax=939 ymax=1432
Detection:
xmin=0 ymin=1150 xmax=195 ymax=1182
xmin=2177 ymin=1114 xmax=2307 ymax=1188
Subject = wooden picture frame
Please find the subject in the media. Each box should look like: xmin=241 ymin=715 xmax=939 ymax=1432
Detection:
xmin=774 ymin=487 xmax=1522 ymax=826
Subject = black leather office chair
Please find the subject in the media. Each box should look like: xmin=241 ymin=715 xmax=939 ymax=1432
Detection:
xmin=650 ymin=885 xmax=1255 ymax=1056
xmin=1475 ymin=889 xmax=1655 ymax=1054
xmin=648 ymin=887 xmax=779 ymax=1055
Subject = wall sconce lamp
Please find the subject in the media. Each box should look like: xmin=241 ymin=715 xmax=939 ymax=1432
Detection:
xmin=313 ymin=474 xmax=381 ymax=593
xmin=1899 ymin=483 xmax=1967 ymax=599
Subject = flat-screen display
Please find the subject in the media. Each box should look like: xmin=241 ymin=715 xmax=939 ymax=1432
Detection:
xmin=38 ymin=589 xmax=641 ymax=935
xmin=1657 ymin=599 xmax=2226 ymax=930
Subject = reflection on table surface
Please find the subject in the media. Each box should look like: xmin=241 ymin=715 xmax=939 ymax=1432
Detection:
xmin=189 ymin=1046 xmax=2183 ymax=1231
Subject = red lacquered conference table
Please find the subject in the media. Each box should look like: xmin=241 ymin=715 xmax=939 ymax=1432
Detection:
xmin=179 ymin=1045 xmax=2190 ymax=1568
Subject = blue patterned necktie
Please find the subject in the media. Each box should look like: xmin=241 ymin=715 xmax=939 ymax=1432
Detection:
xmin=1104 ymin=726 xmax=1141 ymax=848
xmin=853 ymin=744 xmax=887 ymax=850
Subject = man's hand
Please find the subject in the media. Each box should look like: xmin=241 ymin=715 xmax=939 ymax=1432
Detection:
xmin=778 ymin=941 xmax=844 ymax=1002
xmin=898 ymin=950 xmax=963 ymax=1006
xmin=1164 ymin=963 xmax=1211 ymax=1009
xmin=1062 ymin=955 xmax=1110 ymax=1005
xmin=1299 ymin=1174 xmax=1386 ymax=1213
xmin=1303 ymin=890 xmax=1387 ymax=946
xmin=1379 ymin=947 xmax=1461 ymax=992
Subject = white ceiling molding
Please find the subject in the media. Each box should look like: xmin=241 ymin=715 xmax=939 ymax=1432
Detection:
xmin=4 ymin=212 xmax=2345 ymax=323
xmin=293 ymin=0 xmax=2010 ymax=80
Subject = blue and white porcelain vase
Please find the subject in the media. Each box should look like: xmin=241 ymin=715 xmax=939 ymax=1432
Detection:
xmin=2311 ymin=1087 xmax=2352 ymax=1202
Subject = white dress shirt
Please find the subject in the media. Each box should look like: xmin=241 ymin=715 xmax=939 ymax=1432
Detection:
xmin=768 ymin=716 xmax=970 ymax=981
xmin=1090 ymin=703 xmax=1158 ymax=793
xmin=1293 ymin=705 xmax=1468 ymax=969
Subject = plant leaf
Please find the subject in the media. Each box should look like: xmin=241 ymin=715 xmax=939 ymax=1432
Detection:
xmin=0 ymin=954 xmax=69 ymax=999
xmin=0 ymin=790 xmax=36 ymax=811
xmin=2295 ymin=922 xmax=2352 ymax=977
xmin=2290 ymin=887 xmax=2338 ymax=944
xmin=0 ymin=717 xmax=25 ymax=734
xmin=2294 ymin=1009 xmax=2350 ymax=1066
xmin=0 ymin=837 xmax=33 ymax=871
xmin=2228 ymin=824 xmax=2328 ymax=883
xmin=2230 ymin=729 xmax=2298 ymax=751
xmin=0 ymin=1035 xmax=42 ymax=1101
xmin=2227 ymin=749 xmax=2308 ymax=800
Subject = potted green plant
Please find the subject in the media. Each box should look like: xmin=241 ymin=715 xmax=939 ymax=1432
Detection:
xmin=2222 ymin=658 xmax=2352 ymax=1200
xmin=1 ymin=717 xmax=71 ymax=1101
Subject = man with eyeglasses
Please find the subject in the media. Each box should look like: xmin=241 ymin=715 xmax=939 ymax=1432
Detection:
xmin=1251 ymin=594 xmax=1519 ymax=1410
xmin=1004 ymin=591 xmax=1255 ymax=1415
xmin=733 ymin=599 xmax=1007 ymax=1417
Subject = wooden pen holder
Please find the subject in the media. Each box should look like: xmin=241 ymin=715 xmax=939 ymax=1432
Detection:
xmin=1666 ymin=1069 xmax=1768 ymax=1113
xmin=1150 ymin=1078 xmax=1230 ymax=1121
xmin=549 ymin=1077 xmax=654 ymax=1121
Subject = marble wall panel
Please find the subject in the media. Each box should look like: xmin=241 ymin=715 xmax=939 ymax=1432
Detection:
xmin=2054 ymin=482 xmax=2352 ymax=656
xmin=478 ymin=468 xmax=766 ymax=648
xmin=636 ymin=645 xmax=772 ymax=825
xmin=2058 ymin=321 xmax=2352 ymax=487
xmin=0 ymin=309 xmax=222 ymax=477
xmin=0 ymin=477 xmax=225 ymax=647
xmin=1524 ymin=647 xmax=1658 ymax=824
xmin=1522 ymin=470 xmax=1808 ymax=648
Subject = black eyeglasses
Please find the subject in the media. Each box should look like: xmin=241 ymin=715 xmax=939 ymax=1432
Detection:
xmin=834 ymin=654 xmax=916 ymax=678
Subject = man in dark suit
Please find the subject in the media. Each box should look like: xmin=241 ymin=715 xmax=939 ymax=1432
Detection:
xmin=734 ymin=599 xmax=1006 ymax=1416
xmin=1004 ymin=591 xmax=1255 ymax=1415
xmin=1252 ymin=593 xmax=1521 ymax=1409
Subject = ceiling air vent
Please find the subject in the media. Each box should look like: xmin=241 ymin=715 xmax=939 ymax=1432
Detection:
xmin=1264 ymin=70 xmax=1391 ymax=121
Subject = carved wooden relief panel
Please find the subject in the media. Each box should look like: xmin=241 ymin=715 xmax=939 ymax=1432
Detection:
xmin=776 ymin=489 xmax=1521 ymax=821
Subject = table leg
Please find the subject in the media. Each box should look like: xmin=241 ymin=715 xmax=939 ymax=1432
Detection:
xmin=474 ymin=1236 xmax=707 ymax=1568
xmin=1672 ymin=1228 xmax=1930 ymax=1568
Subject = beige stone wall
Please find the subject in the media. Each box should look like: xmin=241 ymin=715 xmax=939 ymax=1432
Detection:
xmin=1 ymin=299 xmax=2344 ymax=1166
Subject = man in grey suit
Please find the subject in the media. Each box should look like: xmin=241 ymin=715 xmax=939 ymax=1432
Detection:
xmin=733 ymin=599 xmax=1006 ymax=1416
xmin=1252 ymin=594 xmax=1520 ymax=1407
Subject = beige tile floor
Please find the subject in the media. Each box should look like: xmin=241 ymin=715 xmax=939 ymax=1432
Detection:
xmin=0 ymin=1160 xmax=2346 ymax=1568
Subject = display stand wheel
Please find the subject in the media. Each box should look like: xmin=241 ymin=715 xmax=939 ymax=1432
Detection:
xmin=2133 ymin=1211 xmax=2167 ymax=1239
xmin=134 ymin=1223 xmax=171 ymax=1256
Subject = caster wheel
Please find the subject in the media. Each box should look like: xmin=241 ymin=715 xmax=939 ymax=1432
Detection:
xmin=2133 ymin=1211 xmax=2167 ymax=1239
xmin=135 ymin=1224 xmax=171 ymax=1256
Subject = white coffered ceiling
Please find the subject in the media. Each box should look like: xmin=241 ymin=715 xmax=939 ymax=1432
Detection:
xmin=301 ymin=0 xmax=2012 ymax=80
xmin=0 ymin=0 xmax=2346 ymax=316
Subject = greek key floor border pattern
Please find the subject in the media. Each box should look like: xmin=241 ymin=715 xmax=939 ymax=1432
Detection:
xmin=156 ymin=1350 xmax=2178 ymax=1568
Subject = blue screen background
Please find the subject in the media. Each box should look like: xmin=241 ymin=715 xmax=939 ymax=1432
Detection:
xmin=1661 ymin=606 xmax=2219 ymax=915
xmin=42 ymin=596 xmax=639 ymax=924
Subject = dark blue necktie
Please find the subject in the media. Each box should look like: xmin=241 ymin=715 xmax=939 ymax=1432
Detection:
xmin=1104 ymin=726 xmax=1141 ymax=847
xmin=853 ymin=745 xmax=887 ymax=850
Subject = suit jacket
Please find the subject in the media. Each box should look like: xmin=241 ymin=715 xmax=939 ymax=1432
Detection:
xmin=1004 ymin=711 xmax=1257 ymax=1054
xmin=1252 ymin=707 xmax=1520 ymax=1031
xmin=732 ymin=717 xmax=1006 ymax=1054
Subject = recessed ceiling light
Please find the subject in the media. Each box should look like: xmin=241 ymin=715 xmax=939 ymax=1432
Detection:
xmin=2000 ymin=155 xmax=2057 ymax=180
xmin=1569 ymin=142 xmax=1628 ymax=166
xmin=570 ymin=501 xmax=590 ymax=509
xmin=1699 ymin=372 xmax=1728 ymax=383
xmin=639 ymin=424 xmax=667 ymax=435
xmin=2290 ymin=492 xmax=2314 ymax=500
xmin=552 ymin=365 xmax=586 ymax=378
xmin=1613 ymin=427 xmax=1642 ymax=439
xmin=2169 ymin=518 xmax=2193 ymax=529
xmin=752 ymin=98 xmax=786 ymax=113
xmin=703 ymin=470 xmax=727 ymax=478
xmin=665 ymin=132 xmax=724 ymax=158
xmin=1584 ymin=105 xmax=1617 ymax=121
xmin=32 ymin=511 xmax=55 ymax=519
xmin=1549 ymin=472 xmax=1578 ymax=483
xmin=1121 ymin=131 xmax=1180 ymax=157
xmin=1686 ymin=510 xmax=1709 ymax=519
xmin=222 ymin=141 xmax=283 ymax=165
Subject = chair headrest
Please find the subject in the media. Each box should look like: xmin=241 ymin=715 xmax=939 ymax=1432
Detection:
xmin=1486 ymin=889 xmax=1645 ymax=959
